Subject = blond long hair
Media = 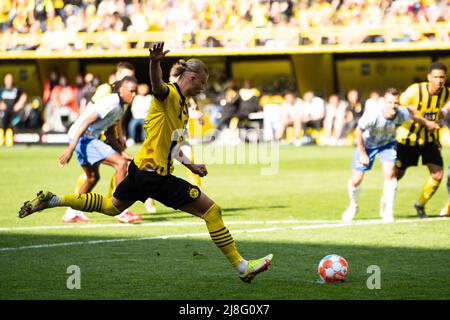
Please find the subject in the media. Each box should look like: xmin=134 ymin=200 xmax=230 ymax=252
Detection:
xmin=170 ymin=59 xmax=209 ymax=80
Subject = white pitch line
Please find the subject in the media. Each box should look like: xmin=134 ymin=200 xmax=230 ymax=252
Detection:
xmin=0 ymin=217 xmax=445 ymax=252
xmin=0 ymin=219 xmax=342 ymax=232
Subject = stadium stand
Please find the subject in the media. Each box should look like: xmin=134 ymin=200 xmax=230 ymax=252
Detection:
xmin=0 ymin=0 xmax=449 ymax=146
xmin=0 ymin=0 xmax=449 ymax=56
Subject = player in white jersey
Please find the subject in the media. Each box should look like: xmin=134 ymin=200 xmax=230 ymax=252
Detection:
xmin=59 ymin=77 xmax=137 ymax=211
xmin=63 ymin=62 xmax=143 ymax=223
xmin=342 ymin=88 xmax=438 ymax=223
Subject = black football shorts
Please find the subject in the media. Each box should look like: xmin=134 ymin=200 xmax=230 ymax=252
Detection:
xmin=395 ymin=142 xmax=443 ymax=170
xmin=114 ymin=161 xmax=201 ymax=209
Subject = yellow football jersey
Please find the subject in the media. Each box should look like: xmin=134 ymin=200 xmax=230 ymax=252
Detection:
xmin=134 ymin=83 xmax=189 ymax=176
xmin=397 ymin=82 xmax=449 ymax=146
xmin=90 ymin=83 xmax=113 ymax=104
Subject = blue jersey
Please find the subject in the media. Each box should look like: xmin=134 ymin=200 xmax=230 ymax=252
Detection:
xmin=357 ymin=106 xmax=411 ymax=149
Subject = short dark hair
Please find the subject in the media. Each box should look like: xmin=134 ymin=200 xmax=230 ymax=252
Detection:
xmin=428 ymin=62 xmax=447 ymax=74
xmin=116 ymin=61 xmax=135 ymax=72
xmin=112 ymin=75 xmax=137 ymax=93
xmin=384 ymin=87 xmax=400 ymax=96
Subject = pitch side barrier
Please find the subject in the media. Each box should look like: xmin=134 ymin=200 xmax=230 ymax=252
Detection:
xmin=12 ymin=130 xmax=68 ymax=145
xmin=0 ymin=23 xmax=449 ymax=59
xmin=11 ymin=124 xmax=450 ymax=148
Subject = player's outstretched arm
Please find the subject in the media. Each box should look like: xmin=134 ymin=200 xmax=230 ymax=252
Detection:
xmin=438 ymin=101 xmax=450 ymax=125
xmin=406 ymin=106 xmax=440 ymax=131
xmin=173 ymin=146 xmax=208 ymax=177
xmin=413 ymin=115 xmax=440 ymax=131
xmin=149 ymin=42 xmax=170 ymax=99
xmin=103 ymin=125 xmax=133 ymax=161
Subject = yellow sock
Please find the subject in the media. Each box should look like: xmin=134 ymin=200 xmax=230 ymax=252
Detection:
xmin=418 ymin=177 xmax=441 ymax=207
xmin=74 ymin=173 xmax=87 ymax=193
xmin=5 ymin=128 xmax=13 ymax=147
xmin=106 ymin=175 xmax=116 ymax=198
xmin=229 ymin=117 xmax=239 ymax=130
xmin=202 ymin=203 xmax=243 ymax=267
xmin=0 ymin=128 xmax=4 ymax=146
xmin=59 ymin=193 xmax=120 ymax=216
xmin=286 ymin=127 xmax=294 ymax=143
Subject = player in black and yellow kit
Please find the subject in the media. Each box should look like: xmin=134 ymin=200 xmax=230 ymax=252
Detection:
xmin=396 ymin=62 xmax=449 ymax=218
xmin=169 ymin=64 xmax=203 ymax=188
xmin=19 ymin=43 xmax=273 ymax=283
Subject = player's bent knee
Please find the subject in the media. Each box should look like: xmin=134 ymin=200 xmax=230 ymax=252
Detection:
xmin=383 ymin=171 xmax=396 ymax=180
xmin=351 ymin=175 xmax=364 ymax=187
xmin=110 ymin=160 xmax=127 ymax=174
xmin=117 ymin=159 xmax=127 ymax=171
xmin=86 ymin=174 xmax=100 ymax=184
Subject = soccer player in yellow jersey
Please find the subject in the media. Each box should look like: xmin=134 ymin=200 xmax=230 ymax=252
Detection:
xmin=396 ymin=62 xmax=450 ymax=218
xmin=63 ymin=62 xmax=143 ymax=223
xmin=19 ymin=43 xmax=273 ymax=283
xmin=169 ymin=64 xmax=203 ymax=188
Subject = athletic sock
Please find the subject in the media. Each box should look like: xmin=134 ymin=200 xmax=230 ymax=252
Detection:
xmin=5 ymin=128 xmax=13 ymax=147
xmin=202 ymin=203 xmax=243 ymax=268
xmin=58 ymin=193 xmax=120 ymax=216
xmin=106 ymin=175 xmax=117 ymax=198
xmin=446 ymin=177 xmax=450 ymax=199
xmin=418 ymin=177 xmax=440 ymax=207
xmin=236 ymin=260 xmax=249 ymax=273
xmin=0 ymin=128 xmax=4 ymax=146
xmin=383 ymin=179 xmax=397 ymax=216
xmin=348 ymin=180 xmax=361 ymax=207
xmin=74 ymin=173 xmax=87 ymax=193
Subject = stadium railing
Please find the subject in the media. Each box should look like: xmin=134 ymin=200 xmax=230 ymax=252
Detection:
xmin=1 ymin=22 xmax=449 ymax=59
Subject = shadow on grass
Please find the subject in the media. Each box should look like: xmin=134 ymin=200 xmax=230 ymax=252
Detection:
xmin=224 ymin=205 xmax=288 ymax=212
xmin=138 ymin=205 xmax=288 ymax=222
xmin=139 ymin=211 xmax=243 ymax=223
xmin=0 ymin=231 xmax=449 ymax=300
xmin=152 ymin=205 xmax=288 ymax=215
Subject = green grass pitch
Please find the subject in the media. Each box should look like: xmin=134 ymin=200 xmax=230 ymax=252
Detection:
xmin=0 ymin=144 xmax=449 ymax=300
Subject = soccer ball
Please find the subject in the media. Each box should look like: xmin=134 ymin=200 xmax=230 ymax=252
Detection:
xmin=318 ymin=254 xmax=349 ymax=283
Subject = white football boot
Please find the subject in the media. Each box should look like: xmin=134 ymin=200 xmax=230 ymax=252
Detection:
xmin=342 ymin=203 xmax=358 ymax=222
xmin=439 ymin=201 xmax=450 ymax=217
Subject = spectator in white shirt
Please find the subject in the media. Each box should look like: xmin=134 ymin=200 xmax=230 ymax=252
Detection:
xmin=300 ymin=91 xmax=325 ymax=133
xmin=127 ymin=83 xmax=151 ymax=146
xmin=364 ymin=90 xmax=384 ymax=113
xmin=275 ymin=91 xmax=302 ymax=141
xmin=323 ymin=94 xmax=348 ymax=144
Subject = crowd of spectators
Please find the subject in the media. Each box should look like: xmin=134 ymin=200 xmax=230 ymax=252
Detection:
xmin=0 ymin=0 xmax=448 ymax=51
xmin=0 ymin=69 xmax=153 ymax=147
xmin=0 ymin=73 xmax=28 ymax=146
xmin=1 ymin=67 xmax=388 ymax=147
xmin=206 ymin=81 xmax=380 ymax=146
